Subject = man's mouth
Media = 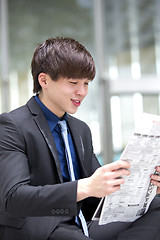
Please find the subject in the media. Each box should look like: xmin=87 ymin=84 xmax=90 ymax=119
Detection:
xmin=71 ymin=99 xmax=81 ymax=107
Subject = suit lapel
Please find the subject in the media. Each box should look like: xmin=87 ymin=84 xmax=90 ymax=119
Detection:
xmin=67 ymin=115 xmax=88 ymax=177
xmin=27 ymin=97 xmax=63 ymax=182
xmin=27 ymin=97 xmax=88 ymax=180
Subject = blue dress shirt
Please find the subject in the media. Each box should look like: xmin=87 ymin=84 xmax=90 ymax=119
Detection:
xmin=34 ymin=95 xmax=81 ymax=182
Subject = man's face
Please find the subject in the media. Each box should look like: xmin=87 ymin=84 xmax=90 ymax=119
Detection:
xmin=39 ymin=75 xmax=90 ymax=118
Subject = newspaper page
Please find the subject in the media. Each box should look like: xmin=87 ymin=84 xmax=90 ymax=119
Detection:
xmin=92 ymin=113 xmax=160 ymax=225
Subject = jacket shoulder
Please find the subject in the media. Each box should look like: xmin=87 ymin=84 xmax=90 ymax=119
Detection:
xmin=0 ymin=97 xmax=40 ymax=123
xmin=67 ymin=114 xmax=89 ymax=129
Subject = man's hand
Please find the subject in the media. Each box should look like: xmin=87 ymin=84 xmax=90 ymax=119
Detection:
xmin=150 ymin=166 xmax=160 ymax=194
xmin=77 ymin=160 xmax=130 ymax=202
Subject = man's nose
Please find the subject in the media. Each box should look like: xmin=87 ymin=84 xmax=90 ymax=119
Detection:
xmin=75 ymin=85 xmax=87 ymax=96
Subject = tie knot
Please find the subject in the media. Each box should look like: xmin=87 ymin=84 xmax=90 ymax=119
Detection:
xmin=58 ymin=120 xmax=67 ymax=132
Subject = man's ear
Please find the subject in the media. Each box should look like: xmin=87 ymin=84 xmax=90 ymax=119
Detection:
xmin=38 ymin=73 xmax=48 ymax=89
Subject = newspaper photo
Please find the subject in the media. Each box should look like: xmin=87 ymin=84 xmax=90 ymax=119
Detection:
xmin=92 ymin=113 xmax=160 ymax=225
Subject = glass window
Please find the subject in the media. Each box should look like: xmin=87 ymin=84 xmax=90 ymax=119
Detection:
xmin=103 ymin=0 xmax=160 ymax=160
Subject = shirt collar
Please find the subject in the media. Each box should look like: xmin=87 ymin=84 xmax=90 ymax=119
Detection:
xmin=34 ymin=95 xmax=67 ymax=132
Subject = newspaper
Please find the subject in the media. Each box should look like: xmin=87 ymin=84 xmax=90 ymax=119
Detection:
xmin=92 ymin=113 xmax=160 ymax=225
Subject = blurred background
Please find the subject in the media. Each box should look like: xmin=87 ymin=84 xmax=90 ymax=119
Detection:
xmin=1 ymin=0 xmax=160 ymax=165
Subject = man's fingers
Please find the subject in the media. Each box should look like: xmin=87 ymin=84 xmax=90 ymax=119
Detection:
xmin=106 ymin=178 xmax=126 ymax=194
xmin=109 ymin=177 xmax=125 ymax=186
xmin=106 ymin=167 xmax=130 ymax=179
xmin=103 ymin=160 xmax=130 ymax=172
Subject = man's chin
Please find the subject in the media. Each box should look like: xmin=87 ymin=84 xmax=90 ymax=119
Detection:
xmin=67 ymin=108 xmax=78 ymax=115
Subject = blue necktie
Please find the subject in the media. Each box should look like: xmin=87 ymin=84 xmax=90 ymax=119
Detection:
xmin=58 ymin=120 xmax=89 ymax=237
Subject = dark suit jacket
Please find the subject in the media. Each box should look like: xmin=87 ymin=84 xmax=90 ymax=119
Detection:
xmin=0 ymin=97 xmax=101 ymax=240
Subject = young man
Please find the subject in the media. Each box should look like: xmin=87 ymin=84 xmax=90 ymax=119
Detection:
xmin=0 ymin=37 xmax=160 ymax=240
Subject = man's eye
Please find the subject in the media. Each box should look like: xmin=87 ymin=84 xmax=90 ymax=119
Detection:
xmin=85 ymin=82 xmax=89 ymax=85
xmin=70 ymin=82 xmax=77 ymax=85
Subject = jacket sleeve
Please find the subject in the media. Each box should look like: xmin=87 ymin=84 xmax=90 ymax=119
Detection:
xmin=0 ymin=113 xmax=78 ymax=218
